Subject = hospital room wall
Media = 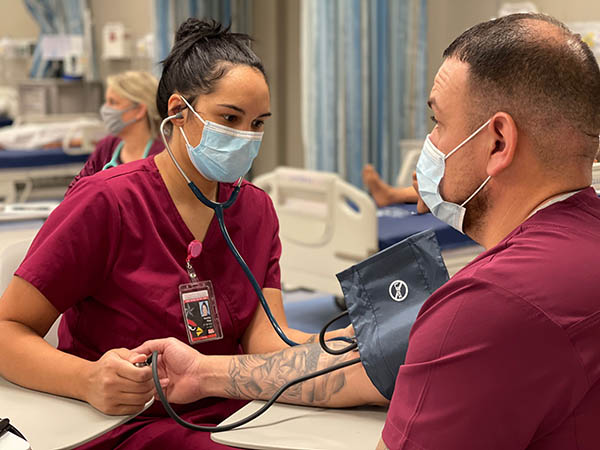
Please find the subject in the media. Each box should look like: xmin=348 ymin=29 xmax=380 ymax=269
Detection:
xmin=91 ymin=0 xmax=304 ymax=175
xmin=427 ymin=0 xmax=600 ymax=95
xmin=0 ymin=2 xmax=38 ymax=38
xmin=0 ymin=0 xmax=300 ymax=176
xmin=3 ymin=0 xmax=600 ymax=176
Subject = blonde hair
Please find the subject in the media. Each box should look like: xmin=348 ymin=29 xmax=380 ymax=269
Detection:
xmin=107 ymin=71 xmax=160 ymax=137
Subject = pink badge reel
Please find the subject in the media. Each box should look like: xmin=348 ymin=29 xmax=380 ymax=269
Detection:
xmin=187 ymin=240 xmax=203 ymax=259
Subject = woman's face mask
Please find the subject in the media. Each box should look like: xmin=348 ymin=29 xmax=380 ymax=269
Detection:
xmin=416 ymin=119 xmax=491 ymax=233
xmin=100 ymin=103 xmax=139 ymax=136
xmin=177 ymin=95 xmax=263 ymax=183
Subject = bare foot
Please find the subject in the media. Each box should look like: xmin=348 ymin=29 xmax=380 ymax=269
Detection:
xmin=362 ymin=164 xmax=394 ymax=207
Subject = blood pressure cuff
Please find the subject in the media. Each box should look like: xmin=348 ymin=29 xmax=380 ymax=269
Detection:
xmin=336 ymin=229 xmax=449 ymax=399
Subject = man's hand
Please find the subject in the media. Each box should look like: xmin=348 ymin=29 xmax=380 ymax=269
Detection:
xmin=132 ymin=337 xmax=205 ymax=405
xmin=83 ymin=348 xmax=154 ymax=415
xmin=412 ymin=171 xmax=430 ymax=214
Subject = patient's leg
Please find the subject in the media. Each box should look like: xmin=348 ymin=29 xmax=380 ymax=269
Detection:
xmin=362 ymin=164 xmax=418 ymax=207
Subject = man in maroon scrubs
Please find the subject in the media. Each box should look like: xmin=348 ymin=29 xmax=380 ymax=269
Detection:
xmin=135 ymin=13 xmax=600 ymax=450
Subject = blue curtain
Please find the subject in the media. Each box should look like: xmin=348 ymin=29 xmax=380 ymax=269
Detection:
xmin=301 ymin=0 xmax=428 ymax=187
xmin=24 ymin=0 xmax=89 ymax=78
xmin=153 ymin=0 xmax=252 ymax=75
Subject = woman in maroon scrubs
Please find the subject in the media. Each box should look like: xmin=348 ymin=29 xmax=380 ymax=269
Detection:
xmin=0 ymin=19 xmax=344 ymax=449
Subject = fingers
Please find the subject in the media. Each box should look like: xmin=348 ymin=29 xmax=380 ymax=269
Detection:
xmin=98 ymin=351 xmax=154 ymax=393
xmin=103 ymin=398 xmax=153 ymax=416
xmin=117 ymin=362 xmax=153 ymax=383
xmin=114 ymin=390 xmax=155 ymax=406
xmin=117 ymin=374 xmax=155 ymax=393
xmin=131 ymin=338 xmax=171 ymax=356
xmin=129 ymin=353 xmax=148 ymax=365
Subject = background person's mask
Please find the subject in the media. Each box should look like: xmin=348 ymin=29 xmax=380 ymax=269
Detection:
xmin=179 ymin=95 xmax=262 ymax=183
xmin=337 ymin=229 xmax=449 ymax=399
xmin=100 ymin=103 xmax=139 ymax=136
xmin=416 ymin=120 xmax=491 ymax=233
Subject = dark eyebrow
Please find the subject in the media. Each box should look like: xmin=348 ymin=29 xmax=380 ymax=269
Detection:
xmin=217 ymin=104 xmax=245 ymax=114
xmin=217 ymin=104 xmax=271 ymax=119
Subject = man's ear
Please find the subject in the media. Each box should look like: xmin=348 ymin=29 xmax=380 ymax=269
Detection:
xmin=487 ymin=112 xmax=517 ymax=177
xmin=167 ymin=93 xmax=187 ymax=127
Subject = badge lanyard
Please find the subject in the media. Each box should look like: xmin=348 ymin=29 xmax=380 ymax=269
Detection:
xmin=179 ymin=240 xmax=223 ymax=344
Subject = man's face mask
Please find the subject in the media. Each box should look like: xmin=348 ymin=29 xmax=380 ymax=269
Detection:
xmin=416 ymin=119 xmax=491 ymax=233
xmin=178 ymin=95 xmax=263 ymax=183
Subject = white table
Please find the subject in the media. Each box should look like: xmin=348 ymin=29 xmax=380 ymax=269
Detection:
xmin=212 ymin=401 xmax=387 ymax=450
xmin=0 ymin=376 xmax=153 ymax=450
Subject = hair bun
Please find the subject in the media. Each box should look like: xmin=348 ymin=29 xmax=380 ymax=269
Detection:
xmin=175 ymin=18 xmax=226 ymax=44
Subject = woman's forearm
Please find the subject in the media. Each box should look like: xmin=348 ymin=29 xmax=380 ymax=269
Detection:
xmin=0 ymin=320 xmax=93 ymax=401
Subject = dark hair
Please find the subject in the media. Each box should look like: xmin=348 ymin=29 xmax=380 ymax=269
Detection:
xmin=156 ymin=18 xmax=266 ymax=122
xmin=443 ymin=13 xmax=600 ymax=165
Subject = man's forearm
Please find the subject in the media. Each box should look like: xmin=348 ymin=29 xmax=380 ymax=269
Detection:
xmin=206 ymin=342 xmax=387 ymax=408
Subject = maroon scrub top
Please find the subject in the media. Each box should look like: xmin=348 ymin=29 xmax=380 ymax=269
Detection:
xmin=16 ymin=156 xmax=281 ymax=448
xmin=383 ymin=188 xmax=600 ymax=450
xmin=66 ymin=135 xmax=164 ymax=194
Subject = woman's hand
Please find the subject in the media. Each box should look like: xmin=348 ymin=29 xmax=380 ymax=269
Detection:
xmin=132 ymin=337 xmax=206 ymax=405
xmin=83 ymin=348 xmax=154 ymax=415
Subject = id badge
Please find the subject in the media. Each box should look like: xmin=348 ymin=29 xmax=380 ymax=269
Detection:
xmin=179 ymin=280 xmax=223 ymax=344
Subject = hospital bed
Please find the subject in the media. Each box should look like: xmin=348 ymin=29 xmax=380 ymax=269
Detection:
xmin=254 ymin=166 xmax=484 ymax=298
xmin=253 ymin=167 xmax=378 ymax=297
xmin=395 ymin=139 xmax=422 ymax=187
xmin=0 ymin=114 xmax=105 ymax=203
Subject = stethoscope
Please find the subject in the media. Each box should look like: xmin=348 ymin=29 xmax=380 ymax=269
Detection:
xmin=159 ymin=112 xmax=300 ymax=347
xmin=154 ymin=112 xmax=360 ymax=432
xmin=102 ymin=139 xmax=153 ymax=171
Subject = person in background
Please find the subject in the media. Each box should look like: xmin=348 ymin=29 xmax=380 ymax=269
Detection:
xmin=364 ymin=166 xmax=430 ymax=213
xmin=66 ymin=71 xmax=164 ymax=193
xmin=362 ymin=164 xmax=419 ymax=207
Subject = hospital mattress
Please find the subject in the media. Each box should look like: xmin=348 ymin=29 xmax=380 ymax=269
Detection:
xmin=0 ymin=148 xmax=88 ymax=168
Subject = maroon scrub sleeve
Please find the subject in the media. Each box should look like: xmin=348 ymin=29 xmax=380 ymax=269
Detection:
xmin=382 ymin=279 xmax=586 ymax=450
xmin=16 ymin=177 xmax=121 ymax=313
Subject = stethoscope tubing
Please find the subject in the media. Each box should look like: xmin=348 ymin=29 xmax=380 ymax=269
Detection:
xmin=160 ymin=114 xmax=300 ymax=347
xmin=152 ymin=114 xmax=361 ymax=432
xmin=150 ymin=350 xmax=361 ymax=433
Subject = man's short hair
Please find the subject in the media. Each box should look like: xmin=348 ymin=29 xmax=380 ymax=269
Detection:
xmin=443 ymin=13 xmax=600 ymax=165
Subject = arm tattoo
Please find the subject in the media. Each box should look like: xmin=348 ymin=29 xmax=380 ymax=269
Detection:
xmin=224 ymin=342 xmax=355 ymax=406
xmin=303 ymin=334 xmax=317 ymax=344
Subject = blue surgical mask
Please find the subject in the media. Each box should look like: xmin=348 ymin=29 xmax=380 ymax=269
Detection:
xmin=416 ymin=119 xmax=491 ymax=233
xmin=178 ymin=96 xmax=263 ymax=183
